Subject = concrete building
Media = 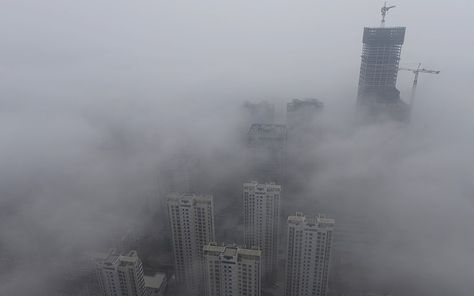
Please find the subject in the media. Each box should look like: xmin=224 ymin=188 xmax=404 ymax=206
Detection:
xmin=286 ymin=98 xmax=323 ymax=131
xmin=243 ymin=181 xmax=281 ymax=282
xmin=243 ymin=100 xmax=275 ymax=125
xmin=247 ymin=124 xmax=287 ymax=183
xmin=95 ymin=249 xmax=146 ymax=296
xmin=203 ymin=243 xmax=262 ymax=296
xmin=285 ymin=213 xmax=335 ymax=296
xmin=357 ymin=26 xmax=409 ymax=121
xmin=167 ymin=193 xmax=215 ymax=295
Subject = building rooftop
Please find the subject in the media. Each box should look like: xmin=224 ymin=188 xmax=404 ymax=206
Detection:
xmin=288 ymin=212 xmax=335 ymax=228
xmin=204 ymin=243 xmax=261 ymax=258
xmin=95 ymin=249 xmax=141 ymax=268
xmin=248 ymin=124 xmax=287 ymax=141
xmin=362 ymin=26 xmax=405 ymax=44
xmin=243 ymin=181 xmax=281 ymax=190
xmin=144 ymin=272 xmax=167 ymax=289
xmin=287 ymin=98 xmax=324 ymax=112
xmin=95 ymin=249 xmax=120 ymax=267
xmin=167 ymin=193 xmax=213 ymax=204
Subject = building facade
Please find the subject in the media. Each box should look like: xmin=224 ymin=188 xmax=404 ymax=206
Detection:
xmin=247 ymin=124 xmax=287 ymax=183
xmin=357 ymin=26 xmax=409 ymax=120
xmin=203 ymin=243 xmax=262 ymax=296
xmin=95 ymin=249 xmax=146 ymax=296
xmin=167 ymin=193 xmax=215 ymax=295
xmin=243 ymin=100 xmax=275 ymax=125
xmin=285 ymin=213 xmax=335 ymax=296
xmin=243 ymin=181 xmax=281 ymax=282
xmin=286 ymin=98 xmax=323 ymax=132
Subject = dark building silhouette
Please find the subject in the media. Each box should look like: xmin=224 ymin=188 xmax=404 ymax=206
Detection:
xmin=243 ymin=100 xmax=275 ymax=125
xmin=247 ymin=124 xmax=287 ymax=183
xmin=286 ymin=98 xmax=323 ymax=132
xmin=357 ymin=27 xmax=409 ymax=121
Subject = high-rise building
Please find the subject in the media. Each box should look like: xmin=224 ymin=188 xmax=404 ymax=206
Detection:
xmin=247 ymin=124 xmax=287 ymax=182
xmin=243 ymin=100 xmax=275 ymax=125
xmin=286 ymin=98 xmax=323 ymax=132
xmin=357 ymin=26 xmax=409 ymax=120
xmin=203 ymin=243 xmax=262 ymax=296
xmin=285 ymin=213 xmax=335 ymax=296
xmin=243 ymin=181 xmax=281 ymax=282
xmin=167 ymin=193 xmax=215 ymax=295
xmin=95 ymin=249 xmax=146 ymax=296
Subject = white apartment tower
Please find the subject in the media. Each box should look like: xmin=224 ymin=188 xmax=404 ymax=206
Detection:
xmin=285 ymin=213 xmax=335 ymax=296
xmin=203 ymin=243 xmax=262 ymax=296
xmin=167 ymin=193 xmax=215 ymax=295
xmin=95 ymin=249 xmax=146 ymax=296
xmin=243 ymin=181 xmax=281 ymax=281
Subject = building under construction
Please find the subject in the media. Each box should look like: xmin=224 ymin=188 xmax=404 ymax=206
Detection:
xmin=357 ymin=6 xmax=409 ymax=121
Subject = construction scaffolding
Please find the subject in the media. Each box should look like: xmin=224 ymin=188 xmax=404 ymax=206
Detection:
xmin=358 ymin=27 xmax=406 ymax=103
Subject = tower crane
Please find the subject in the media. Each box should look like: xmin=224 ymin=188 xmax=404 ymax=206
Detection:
xmin=399 ymin=63 xmax=440 ymax=107
xmin=381 ymin=1 xmax=396 ymax=27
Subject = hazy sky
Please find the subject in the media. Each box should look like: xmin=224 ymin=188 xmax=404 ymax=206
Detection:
xmin=1 ymin=0 xmax=473 ymax=104
xmin=1 ymin=1 xmax=473 ymax=295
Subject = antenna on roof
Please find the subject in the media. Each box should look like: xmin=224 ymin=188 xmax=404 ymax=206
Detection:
xmin=381 ymin=1 xmax=396 ymax=27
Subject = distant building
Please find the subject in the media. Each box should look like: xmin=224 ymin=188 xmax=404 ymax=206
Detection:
xmin=357 ymin=26 xmax=409 ymax=121
xmin=243 ymin=100 xmax=275 ymax=125
xmin=95 ymin=249 xmax=146 ymax=296
xmin=167 ymin=193 xmax=215 ymax=295
xmin=247 ymin=124 xmax=287 ymax=182
xmin=203 ymin=243 xmax=262 ymax=296
xmin=243 ymin=181 xmax=281 ymax=282
xmin=285 ymin=213 xmax=335 ymax=296
xmin=286 ymin=98 xmax=323 ymax=131
xmin=143 ymin=272 xmax=168 ymax=296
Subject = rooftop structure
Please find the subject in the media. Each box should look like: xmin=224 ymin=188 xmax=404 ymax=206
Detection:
xmin=287 ymin=98 xmax=324 ymax=113
xmin=203 ymin=243 xmax=262 ymax=296
xmin=248 ymin=124 xmax=287 ymax=141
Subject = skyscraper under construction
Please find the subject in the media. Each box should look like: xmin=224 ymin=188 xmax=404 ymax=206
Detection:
xmin=357 ymin=4 xmax=409 ymax=121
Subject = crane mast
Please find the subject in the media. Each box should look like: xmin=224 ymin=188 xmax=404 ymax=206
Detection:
xmin=399 ymin=63 xmax=440 ymax=107
xmin=381 ymin=1 xmax=396 ymax=27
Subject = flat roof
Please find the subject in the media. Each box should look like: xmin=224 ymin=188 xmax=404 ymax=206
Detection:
xmin=204 ymin=244 xmax=261 ymax=257
xmin=243 ymin=181 xmax=281 ymax=189
xmin=288 ymin=213 xmax=335 ymax=228
xmin=167 ymin=193 xmax=212 ymax=201
xmin=287 ymin=98 xmax=324 ymax=111
xmin=248 ymin=124 xmax=287 ymax=139
xmin=362 ymin=27 xmax=405 ymax=44
xmin=144 ymin=272 xmax=166 ymax=289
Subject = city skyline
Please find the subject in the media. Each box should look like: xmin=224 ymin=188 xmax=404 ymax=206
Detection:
xmin=1 ymin=1 xmax=473 ymax=296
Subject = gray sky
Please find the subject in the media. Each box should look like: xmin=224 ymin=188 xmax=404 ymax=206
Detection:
xmin=1 ymin=1 xmax=473 ymax=295
xmin=2 ymin=0 xmax=473 ymax=104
